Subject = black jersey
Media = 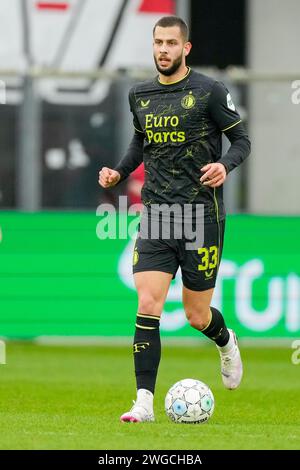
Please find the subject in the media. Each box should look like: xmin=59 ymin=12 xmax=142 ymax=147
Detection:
xmin=116 ymin=68 xmax=250 ymax=223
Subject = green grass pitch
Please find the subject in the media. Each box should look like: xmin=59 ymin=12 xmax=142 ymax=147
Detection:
xmin=0 ymin=342 xmax=299 ymax=450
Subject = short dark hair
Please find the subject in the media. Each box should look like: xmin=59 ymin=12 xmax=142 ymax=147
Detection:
xmin=153 ymin=16 xmax=189 ymax=42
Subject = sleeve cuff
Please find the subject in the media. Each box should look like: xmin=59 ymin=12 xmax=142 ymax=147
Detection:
xmin=218 ymin=160 xmax=230 ymax=174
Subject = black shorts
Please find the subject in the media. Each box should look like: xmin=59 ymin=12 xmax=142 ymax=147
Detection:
xmin=132 ymin=216 xmax=225 ymax=292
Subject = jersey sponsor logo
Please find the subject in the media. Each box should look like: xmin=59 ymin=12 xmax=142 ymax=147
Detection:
xmin=181 ymin=92 xmax=196 ymax=109
xmin=144 ymin=113 xmax=185 ymax=143
xmin=226 ymin=93 xmax=236 ymax=111
xmin=140 ymin=99 xmax=150 ymax=108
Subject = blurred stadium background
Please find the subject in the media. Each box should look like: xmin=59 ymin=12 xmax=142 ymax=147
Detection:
xmin=0 ymin=0 xmax=299 ymax=450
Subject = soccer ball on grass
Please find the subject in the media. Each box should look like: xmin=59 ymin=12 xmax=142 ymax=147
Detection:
xmin=165 ymin=378 xmax=214 ymax=424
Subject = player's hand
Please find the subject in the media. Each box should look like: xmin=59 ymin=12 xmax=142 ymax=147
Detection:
xmin=98 ymin=167 xmax=121 ymax=188
xmin=200 ymin=163 xmax=227 ymax=188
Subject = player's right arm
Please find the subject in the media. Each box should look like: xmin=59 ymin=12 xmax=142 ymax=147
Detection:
xmin=113 ymin=129 xmax=144 ymax=182
xmin=98 ymin=87 xmax=144 ymax=189
xmin=98 ymin=130 xmax=144 ymax=188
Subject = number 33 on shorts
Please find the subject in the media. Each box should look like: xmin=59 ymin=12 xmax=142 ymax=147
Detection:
xmin=197 ymin=245 xmax=219 ymax=278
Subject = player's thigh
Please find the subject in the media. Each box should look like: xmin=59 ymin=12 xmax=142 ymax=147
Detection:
xmin=132 ymin=235 xmax=178 ymax=317
xmin=133 ymin=235 xmax=178 ymax=278
xmin=180 ymin=220 xmax=225 ymax=292
xmin=134 ymin=271 xmax=173 ymax=317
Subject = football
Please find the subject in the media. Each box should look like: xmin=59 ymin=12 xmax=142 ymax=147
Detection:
xmin=165 ymin=378 xmax=214 ymax=424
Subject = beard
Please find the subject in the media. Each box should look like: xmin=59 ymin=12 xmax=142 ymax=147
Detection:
xmin=154 ymin=53 xmax=183 ymax=77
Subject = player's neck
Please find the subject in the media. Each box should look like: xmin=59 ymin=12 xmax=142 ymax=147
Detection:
xmin=159 ymin=65 xmax=190 ymax=85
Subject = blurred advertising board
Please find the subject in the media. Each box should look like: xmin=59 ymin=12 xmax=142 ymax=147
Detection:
xmin=0 ymin=213 xmax=299 ymax=338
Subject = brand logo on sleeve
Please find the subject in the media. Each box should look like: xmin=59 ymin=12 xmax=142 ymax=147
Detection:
xmin=227 ymin=93 xmax=236 ymax=111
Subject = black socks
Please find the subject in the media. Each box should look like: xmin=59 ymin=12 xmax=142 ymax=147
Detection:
xmin=132 ymin=308 xmax=229 ymax=393
xmin=133 ymin=313 xmax=161 ymax=394
xmin=201 ymin=307 xmax=230 ymax=347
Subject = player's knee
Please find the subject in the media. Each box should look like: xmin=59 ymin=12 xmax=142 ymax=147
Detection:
xmin=138 ymin=292 xmax=161 ymax=317
xmin=185 ymin=307 xmax=210 ymax=331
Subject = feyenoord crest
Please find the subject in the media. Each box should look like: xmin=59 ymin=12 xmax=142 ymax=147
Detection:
xmin=181 ymin=92 xmax=196 ymax=109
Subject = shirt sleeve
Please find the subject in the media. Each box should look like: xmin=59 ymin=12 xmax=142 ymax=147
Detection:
xmin=208 ymin=81 xmax=251 ymax=173
xmin=219 ymin=122 xmax=251 ymax=174
xmin=208 ymin=81 xmax=242 ymax=132
xmin=113 ymin=130 xmax=144 ymax=182
xmin=129 ymin=88 xmax=143 ymax=133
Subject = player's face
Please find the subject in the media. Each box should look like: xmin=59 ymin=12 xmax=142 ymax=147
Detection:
xmin=153 ymin=26 xmax=190 ymax=77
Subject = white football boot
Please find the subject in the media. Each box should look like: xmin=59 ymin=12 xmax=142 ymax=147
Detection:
xmin=120 ymin=389 xmax=155 ymax=423
xmin=217 ymin=329 xmax=243 ymax=390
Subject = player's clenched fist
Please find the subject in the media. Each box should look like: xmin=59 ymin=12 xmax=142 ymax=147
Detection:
xmin=98 ymin=167 xmax=121 ymax=188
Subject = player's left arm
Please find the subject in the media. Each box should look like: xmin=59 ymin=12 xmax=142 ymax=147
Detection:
xmin=200 ymin=81 xmax=251 ymax=188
